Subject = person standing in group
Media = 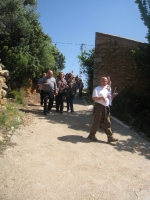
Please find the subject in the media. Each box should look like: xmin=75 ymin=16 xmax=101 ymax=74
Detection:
xmin=105 ymin=75 xmax=112 ymax=107
xmin=40 ymin=70 xmax=56 ymax=116
xmin=88 ymin=77 xmax=118 ymax=143
xmin=79 ymin=79 xmax=84 ymax=99
xmin=105 ymin=75 xmax=118 ymax=109
xmin=55 ymin=72 xmax=61 ymax=111
xmin=66 ymin=73 xmax=77 ymax=112
xmin=56 ymin=72 xmax=68 ymax=113
xmin=38 ymin=73 xmax=46 ymax=106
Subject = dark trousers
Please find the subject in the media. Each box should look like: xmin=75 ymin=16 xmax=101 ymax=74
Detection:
xmin=66 ymin=96 xmax=74 ymax=111
xmin=90 ymin=103 xmax=113 ymax=138
xmin=79 ymin=88 xmax=83 ymax=98
xmin=56 ymin=93 xmax=64 ymax=112
xmin=40 ymin=90 xmax=44 ymax=105
xmin=43 ymin=91 xmax=54 ymax=113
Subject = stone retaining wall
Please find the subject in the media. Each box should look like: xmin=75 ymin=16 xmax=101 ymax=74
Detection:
xmin=0 ymin=62 xmax=9 ymax=109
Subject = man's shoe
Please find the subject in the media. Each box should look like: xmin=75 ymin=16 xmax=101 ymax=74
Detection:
xmin=47 ymin=110 xmax=51 ymax=113
xmin=108 ymin=137 xmax=118 ymax=143
xmin=44 ymin=112 xmax=47 ymax=116
xmin=60 ymin=111 xmax=63 ymax=114
xmin=87 ymin=135 xmax=98 ymax=141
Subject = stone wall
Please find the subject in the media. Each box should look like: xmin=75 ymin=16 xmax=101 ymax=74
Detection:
xmin=0 ymin=62 xmax=9 ymax=109
xmin=94 ymin=32 xmax=146 ymax=93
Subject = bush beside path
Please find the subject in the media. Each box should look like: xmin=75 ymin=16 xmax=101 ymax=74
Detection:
xmin=0 ymin=94 xmax=150 ymax=200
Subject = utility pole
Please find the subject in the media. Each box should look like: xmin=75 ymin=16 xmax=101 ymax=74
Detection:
xmin=79 ymin=44 xmax=84 ymax=78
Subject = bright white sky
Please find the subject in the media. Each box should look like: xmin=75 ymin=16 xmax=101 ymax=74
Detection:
xmin=37 ymin=0 xmax=148 ymax=79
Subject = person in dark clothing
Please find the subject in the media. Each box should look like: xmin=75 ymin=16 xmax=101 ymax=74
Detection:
xmin=79 ymin=79 xmax=84 ymax=98
xmin=38 ymin=73 xmax=46 ymax=106
xmin=56 ymin=72 xmax=68 ymax=113
xmin=66 ymin=73 xmax=77 ymax=112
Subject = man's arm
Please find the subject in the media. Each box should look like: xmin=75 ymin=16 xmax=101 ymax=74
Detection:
xmin=93 ymin=96 xmax=107 ymax=103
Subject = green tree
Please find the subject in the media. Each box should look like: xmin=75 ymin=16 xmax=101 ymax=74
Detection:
xmin=78 ymin=48 xmax=95 ymax=94
xmin=52 ymin=46 xmax=66 ymax=72
xmin=135 ymin=0 xmax=150 ymax=42
xmin=111 ymin=0 xmax=150 ymax=137
xmin=134 ymin=0 xmax=150 ymax=87
xmin=0 ymin=0 xmax=65 ymax=85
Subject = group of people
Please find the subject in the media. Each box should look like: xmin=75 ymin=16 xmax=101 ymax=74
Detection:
xmin=38 ymin=70 xmax=84 ymax=115
xmin=38 ymin=70 xmax=118 ymax=143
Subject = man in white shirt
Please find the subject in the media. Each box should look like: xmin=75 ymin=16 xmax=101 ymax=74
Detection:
xmin=88 ymin=77 xmax=118 ymax=143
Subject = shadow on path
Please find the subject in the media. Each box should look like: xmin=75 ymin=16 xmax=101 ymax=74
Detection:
xmin=58 ymin=135 xmax=107 ymax=144
xmin=21 ymin=94 xmax=150 ymax=160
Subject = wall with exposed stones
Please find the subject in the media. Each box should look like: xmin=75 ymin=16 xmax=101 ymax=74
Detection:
xmin=94 ymin=32 xmax=147 ymax=94
xmin=0 ymin=62 xmax=9 ymax=109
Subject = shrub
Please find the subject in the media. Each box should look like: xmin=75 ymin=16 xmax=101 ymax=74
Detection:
xmin=11 ymin=88 xmax=26 ymax=105
xmin=111 ymin=87 xmax=150 ymax=138
xmin=0 ymin=104 xmax=23 ymax=131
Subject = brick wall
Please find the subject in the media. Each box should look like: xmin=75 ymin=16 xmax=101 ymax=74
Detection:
xmin=94 ymin=32 xmax=146 ymax=94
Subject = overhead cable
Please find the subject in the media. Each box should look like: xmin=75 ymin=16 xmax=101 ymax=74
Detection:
xmin=52 ymin=41 xmax=94 ymax=46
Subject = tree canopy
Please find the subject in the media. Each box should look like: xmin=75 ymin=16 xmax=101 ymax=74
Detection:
xmin=0 ymin=0 xmax=65 ymax=85
xmin=78 ymin=48 xmax=95 ymax=94
xmin=133 ymin=0 xmax=150 ymax=87
xmin=135 ymin=0 xmax=150 ymax=42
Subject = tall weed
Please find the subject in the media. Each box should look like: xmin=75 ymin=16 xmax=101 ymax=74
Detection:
xmin=11 ymin=88 xmax=26 ymax=105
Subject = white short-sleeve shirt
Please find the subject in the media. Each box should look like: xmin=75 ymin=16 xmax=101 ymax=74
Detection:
xmin=92 ymin=86 xmax=109 ymax=106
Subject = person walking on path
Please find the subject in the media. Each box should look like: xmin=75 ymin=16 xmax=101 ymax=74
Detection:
xmin=40 ymin=70 xmax=56 ymax=116
xmin=88 ymin=77 xmax=118 ymax=143
xmin=38 ymin=73 xmax=46 ymax=106
xmin=66 ymin=73 xmax=77 ymax=112
xmin=56 ymin=72 xmax=68 ymax=113
xmin=79 ymin=79 xmax=84 ymax=99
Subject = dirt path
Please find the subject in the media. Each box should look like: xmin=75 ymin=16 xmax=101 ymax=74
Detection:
xmin=0 ymin=94 xmax=150 ymax=200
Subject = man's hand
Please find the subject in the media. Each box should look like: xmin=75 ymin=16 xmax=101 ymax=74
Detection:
xmin=93 ymin=96 xmax=107 ymax=103
xmin=38 ymin=84 xmax=42 ymax=90
xmin=102 ymin=97 xmax=107 ymax=103
xmin=44 ymin=83 xmax=49 ymax=86
xmin=112 ymin=93 xmax=118 ymax=98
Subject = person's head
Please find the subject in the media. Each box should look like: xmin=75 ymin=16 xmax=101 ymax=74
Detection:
xmin=47 ymin=70 xmax=53 ymax=78
xmin=42 ymin=73 xmax=46 ymax=77
xmin=59 ymin=72 xmax=64 ymax=79
xmin=100 ymin=77 xmax=108 ymax=88
xmin=68 ymin=72 xmax=73 ymax=79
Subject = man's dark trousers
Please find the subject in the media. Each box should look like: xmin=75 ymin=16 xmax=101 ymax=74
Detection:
xmin=40 ymin=90 xmax=44 ymax=105
xmin=43 ymin=91 xmax=54 ymax=113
